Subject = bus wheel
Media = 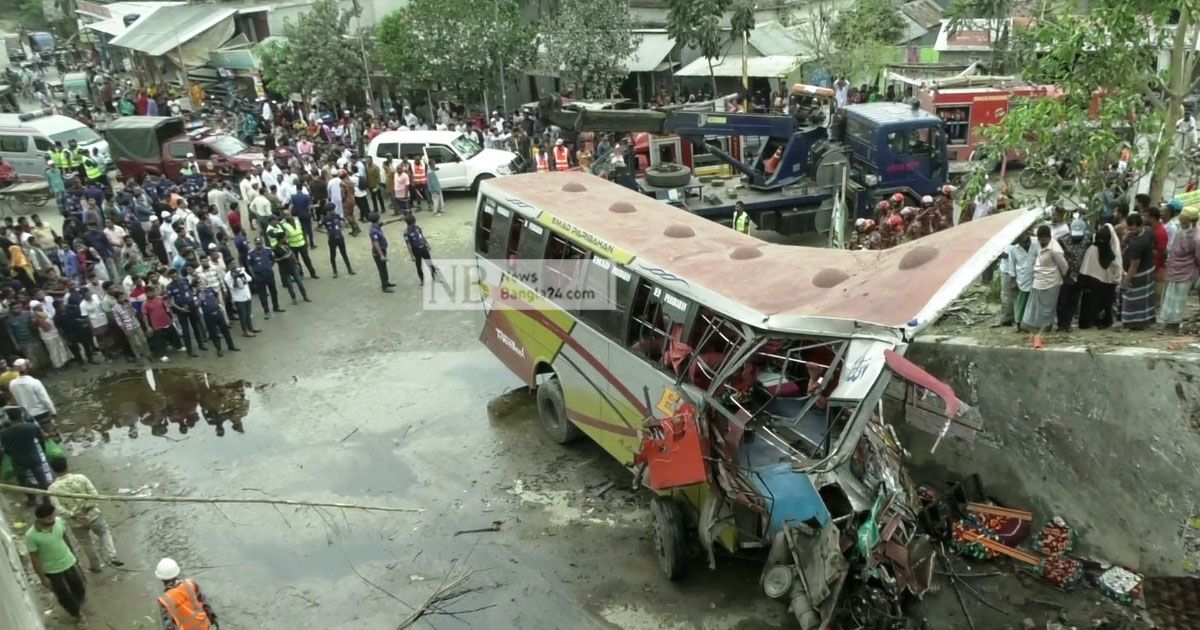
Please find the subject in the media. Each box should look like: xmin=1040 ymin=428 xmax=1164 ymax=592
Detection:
xmin=536 ymin=377 xmax=581 ymax=444
xmin=651 ymin=496 xmax=688 ymax=581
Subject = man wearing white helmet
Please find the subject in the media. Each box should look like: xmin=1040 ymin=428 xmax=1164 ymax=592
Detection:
xmin=156 ymin=557 xmax=219 ymax=629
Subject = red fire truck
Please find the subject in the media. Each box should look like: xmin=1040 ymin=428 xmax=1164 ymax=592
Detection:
xmin=918 ymin=83 xmax=1056 ymax=175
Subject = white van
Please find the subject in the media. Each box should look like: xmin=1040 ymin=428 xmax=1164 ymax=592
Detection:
xmin=366 ymin=130 xmax=520 ymax=192
xmin=0 ymin=110 xmax=110 ymax=181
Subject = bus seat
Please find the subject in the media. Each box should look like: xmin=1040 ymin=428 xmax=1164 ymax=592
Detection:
xmin=663 ymin=323 xmax=692 ymax=375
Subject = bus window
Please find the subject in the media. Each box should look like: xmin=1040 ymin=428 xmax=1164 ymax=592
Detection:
xmin=578 ymin=255 xmax=635 ymax=340
xmin=505 ymin=214 xmax=527 ymax=267
xmin=516 ymin=220 xmax=547 ymax=260
xmin=627 ymin=279 xmax=694 ymax=369
xmin=486 ymin=204 xmax=514 ymax=257
xmin=544 ymin=235 xmax=587 ymax=311
xmin=475 ymin=198 xmax=496 ymax=254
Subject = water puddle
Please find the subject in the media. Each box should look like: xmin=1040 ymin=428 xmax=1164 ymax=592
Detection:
xmin=56 ymin=369 xmax=254 ymax=442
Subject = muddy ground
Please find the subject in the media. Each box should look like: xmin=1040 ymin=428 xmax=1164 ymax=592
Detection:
xmin=1 ymin=193 xmax=1143 ymax=629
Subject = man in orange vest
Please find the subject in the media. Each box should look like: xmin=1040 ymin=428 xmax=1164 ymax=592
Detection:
xmin=534 ymin=146 xmax=549 ymax=172
xmin=156 ymin=557 xmax=218 ymax=629
xmin=410 ymin=157 xmax=429 ymax=212
xmin=552 ymin=138 xmax=571 ymax=171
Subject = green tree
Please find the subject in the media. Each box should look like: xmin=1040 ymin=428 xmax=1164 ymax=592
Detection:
xmin=541 ymin=0 xmax=639 ymax=99
xmin=792 ymin=0 xmax=900 ymax=83
xmin=376 ymin=0 xmax=532 ymax=112
xmin=971 ymin=1 xmax=1198 ymax=205
xmin=259 ymin=0 xmax=365 ymax=104
xmin=730 ymin=0 xmax=756 ymax=91
xmin=666 ymin=0 xmax=729 ymax=96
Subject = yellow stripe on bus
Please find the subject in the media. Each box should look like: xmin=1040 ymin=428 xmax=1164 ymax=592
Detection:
xmin=497 ymin=273 xmax=577 ymax=331
xmin=533 ymin=211 xmax=636 ymax=265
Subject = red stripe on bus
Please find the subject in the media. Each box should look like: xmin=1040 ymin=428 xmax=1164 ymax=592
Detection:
xmin=494 ymin=294 xmax=649 ymax=417
xmin=567 ymin=410 xmax=638 ymax=438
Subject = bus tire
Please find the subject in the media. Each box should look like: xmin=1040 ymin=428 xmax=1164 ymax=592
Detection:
xmin=644 ymin=163 xmax=692 ymax=188
xmin=536 ymin=377 xmax=580 ymax=444
xmin=651 ymin=496 xmax=688 ymax=580
xmin=471 ymin=173 xmax=494 ymax=194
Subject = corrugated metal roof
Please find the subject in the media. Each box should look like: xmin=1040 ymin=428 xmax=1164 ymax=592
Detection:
xmin=109 ymin=5 xmax=238 ymax=56
xmin=674 ymin=54 xmax=797 ymax=78
xmin=81 ymin=18 xmax=128 ymax=37
xmin=625 ymin=32 xmax=675 ymax=72
xmin=747 ymin=21 xmax=802 ymax=56
xmin=902 ymin=0 xmax=944 ymax=29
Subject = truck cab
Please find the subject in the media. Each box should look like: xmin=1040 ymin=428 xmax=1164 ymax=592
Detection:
xmin=842 ymin=102 xmax=948 ymax=212
xmin=105 ymin=116 xmax=265 ymax=181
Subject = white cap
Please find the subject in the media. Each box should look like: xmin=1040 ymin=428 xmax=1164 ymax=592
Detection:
xmin=186 ymin=152 xmax=194 ymax=158
xmin=921 ymin=195 xmax=933 ymax=204
xmin=155 ymin=557 xmax=180 ymax=580
xmin=46 ymin=160 xmax=54 ymax=166
xmin=13 ymin=358 xmax=29 ymax=367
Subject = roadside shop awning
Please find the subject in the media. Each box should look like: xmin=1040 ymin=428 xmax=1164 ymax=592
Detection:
xmin=624 ymin=32 xmax=676 ymax=73
xmin=109 ymin=5 xmax=237 ymax=57
xmin=674 ymin=54 xmax=798 ymax=78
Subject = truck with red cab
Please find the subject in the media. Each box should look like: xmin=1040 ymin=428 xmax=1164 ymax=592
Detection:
xmin=104 ymin=116 xmax=267 ymax=181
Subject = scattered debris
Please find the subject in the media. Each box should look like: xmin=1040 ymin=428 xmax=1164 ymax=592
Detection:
xmin=588 ymin=481 xmax=616 ymax=498
xmin=453 ymin=521 xmax=503 ymax=536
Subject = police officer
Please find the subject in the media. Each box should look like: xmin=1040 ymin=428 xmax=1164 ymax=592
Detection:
xmin=193 ymin=278 xmax=239 ymax=357
xmin=732 ymin=201 xmax=751 ymax=234
xmin=369 ymin=213 xmax=394 ymax=293
xmin=319 ymin=202 xmax=354 ymax=278
xmin=263 ymin=215 xmax=286 ymax=249
xmin=280 ymin=209 xmax=318 ymax=279
xmin=49 ymin=141 xmax=69 ymax=173
xmin=165 ymin=268 xmax=207 ymax=357
xmin=66 ymin=139 xmax=85 ymax=182
xmin=82 ymin=150 xmax=104 ymax=187
xmin=246 ymin=236 xmax=284 ymax=318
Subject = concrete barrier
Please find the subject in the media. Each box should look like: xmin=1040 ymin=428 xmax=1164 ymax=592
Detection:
xmin=0 ymin=509 xmax=45 ymax=629
xmin=896 ymin=336 xmax=1200 ymax=576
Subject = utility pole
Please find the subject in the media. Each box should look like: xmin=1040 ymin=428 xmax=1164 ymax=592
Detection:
xmin=349 ymin=0 xmax=373 ymax=108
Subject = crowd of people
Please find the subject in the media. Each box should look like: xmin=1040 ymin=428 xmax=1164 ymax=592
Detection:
xmin=992 ymin=195 xmax=1196 ymax=335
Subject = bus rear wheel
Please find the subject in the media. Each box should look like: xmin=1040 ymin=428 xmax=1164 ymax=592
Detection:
xmin=651 ymin=496 xmax=688 ymax=581
xmin=536 ymin=377 xmax=581 ymax=444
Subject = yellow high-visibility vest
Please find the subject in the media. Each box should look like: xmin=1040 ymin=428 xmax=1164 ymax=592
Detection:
xmin=734 ymin=212 xmax=750 ymax=233
xmin=83 ymin=157 xmax=103 ymax=181
xmin=67 ymin=148 xmax=84 ymax=167
xmin=49 ymin=150 xmax=68 ymax=169
xmin=281 ymin=220 xmax=305 ymax=248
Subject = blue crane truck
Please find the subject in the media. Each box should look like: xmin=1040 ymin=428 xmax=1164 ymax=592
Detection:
xmin=550 ymin=98 xmax=950 ymax=237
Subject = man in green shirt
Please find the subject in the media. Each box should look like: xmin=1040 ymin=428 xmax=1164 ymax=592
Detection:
xmin=25 ymin=503 xmax=89 ymax=626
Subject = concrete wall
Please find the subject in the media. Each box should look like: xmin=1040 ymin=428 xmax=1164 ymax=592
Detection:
xmin=0 ymin=510 xmax=45 ymax=629
xmin=895 ymin=337 xmax=1200 ymax=576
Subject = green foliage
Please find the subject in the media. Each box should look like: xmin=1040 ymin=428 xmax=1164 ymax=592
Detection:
xmin=969 ymin=0 xmax=1195 ymax=202
xmin=730 ymin=0 xmax=756 ymax=40
xmin=259 ymin=0 xmax=364 ymax=103
xmin=829 ymin=0 xmax=904 ymax=49
xmin=18 ymin=0 xmax=48 ymax=29
xmin=376 ymin=0 xmax=532 ymax=103
xmin=666 ymin=0 xmax=729 ymax=62
xmin=542 ymin=0 xmax=640 ymax=99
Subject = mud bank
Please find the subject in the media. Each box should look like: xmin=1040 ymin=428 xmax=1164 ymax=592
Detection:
xmin=897 ymin=336 xmax=1200 ymax=576
xmin=0 ymin=508 xmax=43 ymax=629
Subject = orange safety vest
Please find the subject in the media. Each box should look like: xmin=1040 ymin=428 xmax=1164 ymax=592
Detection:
xmin=553 ymin=146 xmax=570 ymax=171
xmin=157 ymin=579 xmax=212 ymax=630
xmin=412 ymin=161 xmax=427 ymax=185
xmin=535 ymin=152 xmax=549 ymax=172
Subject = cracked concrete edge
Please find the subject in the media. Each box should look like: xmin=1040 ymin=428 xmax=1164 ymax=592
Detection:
xmin=917 ymin=334 xmax=1200 ymax=360
xmin=0 ymin=506 xmax=45 ymax=629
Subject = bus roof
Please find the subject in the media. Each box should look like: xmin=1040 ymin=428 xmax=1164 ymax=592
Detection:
xmin=483 ymin=173 xmax=1038 ymax=334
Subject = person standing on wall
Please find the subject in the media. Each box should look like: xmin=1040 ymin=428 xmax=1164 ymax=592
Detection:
xmin=47 ymin=458 xmax=124 ymax=574
xmin=26 ymin=503 xmax=90 ymax=628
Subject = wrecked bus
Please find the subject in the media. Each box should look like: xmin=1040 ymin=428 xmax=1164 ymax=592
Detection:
xmin=474 ymin=172 xmax=1038 ymax=627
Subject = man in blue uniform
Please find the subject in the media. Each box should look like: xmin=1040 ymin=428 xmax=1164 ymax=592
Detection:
xmin=246 ymin=237 xmax=284 ymax=318
xmin=319 ymin=203 xmax=354 ymax=278
xmin=165 ymin=268 xmax=206 ymax=357
xmin=403 ymin=214 xmax=438 ymax=287
xmin=368 ymin=213 xmax=394 ymax=293
xmin=194 ymin=278 xmax=239 ymax=356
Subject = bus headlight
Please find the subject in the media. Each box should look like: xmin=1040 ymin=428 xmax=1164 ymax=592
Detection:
xmin=763 ymin=564 xmax=794 ymax=599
